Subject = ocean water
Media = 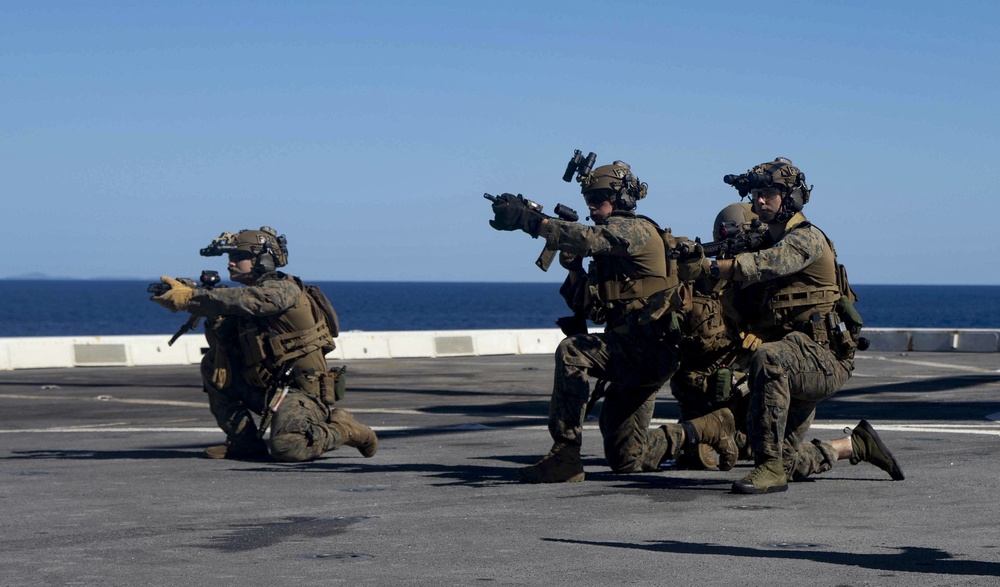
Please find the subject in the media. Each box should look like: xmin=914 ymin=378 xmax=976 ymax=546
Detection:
xmin=0 ymin=280 xmax=997 ymax=338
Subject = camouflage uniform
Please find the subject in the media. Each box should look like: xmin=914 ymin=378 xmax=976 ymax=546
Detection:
xmin=543 ymin=212 xmax=680 ymax=472
xmin=732 ymin=212 xmax=853 ymax=480
xmin=670 ymin=203 xmax=765 ymax=466
xmin=669 ymin=281 xmax=754 ymax=465
xmin=191 ymin=273 xmax=344 ymax=462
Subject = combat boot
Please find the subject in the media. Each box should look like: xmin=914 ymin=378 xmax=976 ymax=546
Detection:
xmin=732 ymin=457 xmax=788 ymax=494
xmin=203 ymin=444 xmax=228 ymax=459
xmin=676 ymin=443 xmax=719 ymax=470
xmin=518 ymin=443 xmax=585 ymax=483
xmin=203 ymin=437 xmax=269 ymax=460
xmin=850 ymin=419 xmax=905 ymax=480
xmin=328 ymin=408 xmax=378 ymax=457
xmin=681 ymin=408 xmax=738 ymax=471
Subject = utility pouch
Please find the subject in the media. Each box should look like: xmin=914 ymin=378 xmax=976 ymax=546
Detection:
xmin=319 ymin=366 xmax=347 ymax=405
xmin=825 ymin=312 xmax=857 ymax=360
xmin=835 ymin=295 xmax=863 ymax=339
xmin=710 ymin=366 xmax=732 ymax=403
xmin=801 ymin=313 xmax=829 ymax=346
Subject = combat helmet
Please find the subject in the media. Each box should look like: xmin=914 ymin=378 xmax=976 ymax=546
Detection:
xmin=201 ymin=226 xmax=289 ymax=274
xmin=748 ymin=157 xmax=811 ymax=221
xmin=579 ymin=161 xmax=648 ymax=211
xmin=712 ymin=202 xmax=758 ymax=241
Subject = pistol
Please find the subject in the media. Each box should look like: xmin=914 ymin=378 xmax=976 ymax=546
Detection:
xmin=147 ymin=271 xmax=225 ymax=346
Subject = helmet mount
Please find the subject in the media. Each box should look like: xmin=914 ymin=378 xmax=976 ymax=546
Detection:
xmin=563 ymin=149 xmax=647 ymax=211
xmin=200 ymin=226 xmax=289 ymax=275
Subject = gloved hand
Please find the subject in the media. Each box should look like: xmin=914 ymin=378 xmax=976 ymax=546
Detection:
xmin=489 ymin=193 xmax=545 ymax=237
xmin=740 ymin=331 xmax=763 ymax=351
xmin=150 ymin=276 xmax=195 ymax=313
xmin=676 ymin=242 xmax=707 ymax=281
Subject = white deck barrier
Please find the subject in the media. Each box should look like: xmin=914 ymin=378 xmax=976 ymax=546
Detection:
xmin=0 ymin=328 xmax=998 ymax=370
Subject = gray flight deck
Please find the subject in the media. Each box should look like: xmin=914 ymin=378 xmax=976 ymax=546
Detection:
xmin=2 ymin=351 xmax=1000 ymax=586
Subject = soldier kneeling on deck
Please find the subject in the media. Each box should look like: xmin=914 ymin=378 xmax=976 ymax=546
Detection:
xmin=150 ymin=227 xmax=377 ymax=462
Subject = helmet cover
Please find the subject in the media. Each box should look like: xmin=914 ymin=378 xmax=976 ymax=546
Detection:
xmin=578 ymin=161 xmax=647 ymax=210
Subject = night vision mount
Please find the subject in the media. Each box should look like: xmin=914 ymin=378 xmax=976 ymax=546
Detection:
xmin=562 ymin=149 xmax=597 ymax=183
xmin=722 ymin=171 xmax=775 ymax=199
xmin=200 ymin=233 xmax=239 ymax=257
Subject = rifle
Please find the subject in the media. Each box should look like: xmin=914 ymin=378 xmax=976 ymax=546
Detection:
xmin=257 ymin=361 xmax=297 ymax=439
xmin=483 ymin=193 xmax=579 ymax=271
xmin=669 ymin=219 xmax=768 ymax=261
xmin=147 ymin=270 xmax=224 ymax=345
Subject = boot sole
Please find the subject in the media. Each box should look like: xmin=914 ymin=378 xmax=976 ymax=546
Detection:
xmin=731 ymin=481 xmax=788 ymax=495
xmin=857 ymin=419 xmax=905 ymax=481
xmin=518 ymin=471 xmax=585 ymax=484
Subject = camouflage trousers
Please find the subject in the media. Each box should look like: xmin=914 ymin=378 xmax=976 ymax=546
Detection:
xmin=550 ymin=328 xmax=679 ymax=473
xmin=747 ymin=331 xmax=854 ymax=480
xmin=670 ymin=367 xmax=752 ymax=459
xmin=202 ymin=370 xmax=343 ymax=463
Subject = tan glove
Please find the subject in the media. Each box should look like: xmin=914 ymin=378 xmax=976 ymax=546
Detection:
xmin=210 ymin=345 xmax=231 ymax=389
xmin=151 ymin=276 xmax=195 ymax=313
xmin=740 ymin=331 xmax=763 ymax=351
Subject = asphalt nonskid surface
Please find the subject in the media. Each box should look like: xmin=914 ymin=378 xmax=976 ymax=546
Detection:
xmin=1 ymin=351 xmax=999 ymax=586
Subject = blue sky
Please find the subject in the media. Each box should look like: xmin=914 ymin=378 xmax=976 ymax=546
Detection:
xmin=3 ymin=1 xmax=998 ymax=284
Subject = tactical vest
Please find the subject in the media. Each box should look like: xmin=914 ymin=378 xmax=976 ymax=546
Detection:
xmin=742 ymin=216 xmax=840 ymax=339
xmin=677 ymin=284 xmax=732 ymax=358
xmin=587 ymin=212 xmax=673 ymax=326
xmin=235 ymin=273 xmax=334 ymax=393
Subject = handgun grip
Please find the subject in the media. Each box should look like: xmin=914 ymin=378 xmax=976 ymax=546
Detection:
xmin=535 ymin=248 xmax=556 ymax=272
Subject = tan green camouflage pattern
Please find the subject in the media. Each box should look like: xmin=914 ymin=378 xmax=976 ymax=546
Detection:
xmin=195 ymin=273 xmax=331 ymax=393
xmin=668 ymin=285 xmax=755 ymax=458
xmin=202 ymin=373 xmax=341 ymax=462
xmin=196 ymin=273 xmax=346 ymax=462
xmin=539 ymin=210 xmax=680 ymax=472
xmin=546 ymin=212 xmax=668 ymax=328
xmin=747 ymin=331 xmax=851 ymax=479
xmin=268 ymin=390 xmax=341 ymax=462
xmin=190 ymin=275 xmax=301 ymax=318
xmin=543 ymin=212 xmax=659 ymax=258
xmin=734 ymin=221 xmax=827 ymax=284
xmin=732 ymin=213 xmax=856 ymax=480
xmin=550 ymin=327 xmax=679 ymax=473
